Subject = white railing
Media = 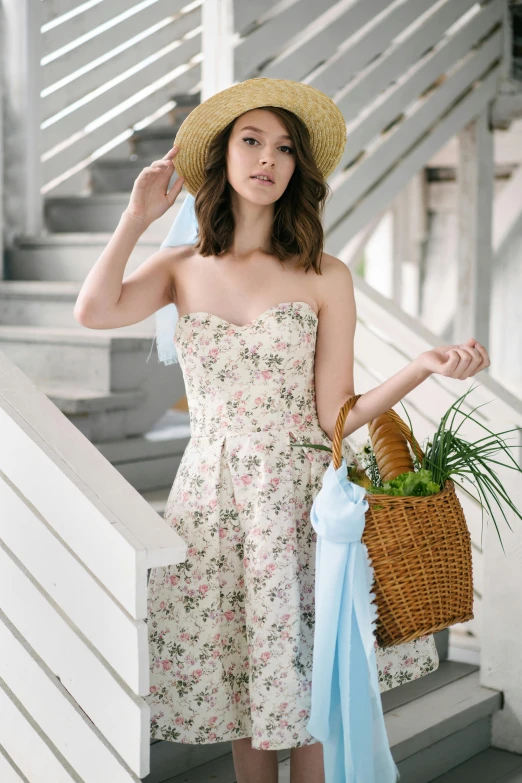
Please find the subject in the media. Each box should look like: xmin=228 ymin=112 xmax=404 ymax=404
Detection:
xmin=0 ymin=353 xmax=187 ymax=781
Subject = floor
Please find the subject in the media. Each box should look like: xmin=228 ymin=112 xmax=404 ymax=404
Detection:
xmin=152 ymin=746 xmax=522 ymax=783
xmin=430 ymin=748 xmax=522 ymax=783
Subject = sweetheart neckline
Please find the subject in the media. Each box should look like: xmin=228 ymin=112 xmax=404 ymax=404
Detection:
xmin=174 ymin=300 xmax=319 ymax=332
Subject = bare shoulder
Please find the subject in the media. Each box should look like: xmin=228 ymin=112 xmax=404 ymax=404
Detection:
xmin=316 ymin=252 xmax=355 ymax=314
xmin=161 ymin=243 xmax=197 ymax=305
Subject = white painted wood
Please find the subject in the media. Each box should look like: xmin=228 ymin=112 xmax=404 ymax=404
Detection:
xmin=456 ymin=106 xmax=494 ymax=350
xmin=308 ymin=0 xmax=438 ymax=98
xmin=42 ymin=0 xmax=183 ymax=61
xmin=333 ymin=0 xmax=482 ymax=129
xmin=493 ymin=160 xmax=522 ymax=256
xmin=338 ymin=213 xmax=384 ymax=270
xmin=0 ymin=610 xmax=142 ymax=782
xmin=42 ymin=0 xmax=90 ymax=25
xmin=42 ymin=33 xmax=201 ymax=152
xmin=0 ymin=747 xmax=25 ymax=783
xmin=42 ymin=60 xmax=201 ymax=188
xmin=327 ymin=29 xmax=503 ymax=230
xmin=387 ymin=671 xmax=501 ymax=762
xmin=0 ymin=356 xmax=187 ymax=619
xmin=262 ymin=0 xmax=392 ymax=83
xmin=391 ymin=189 xmax=406 ymax=309
xmin=490 ymin=163 xmax=522 ymax=398
xmin=0 ymin=680 xmax=77 ymax=783
xmin=0 ymin=475 xmax=148 ymax=694
xmin=0 ymin=539 xmax=148 ymax=776
xmin=339 ymin=0 xmax=503 ymax=166
xmin=202 ymin=0 xmax=234 ymax=100
xmin=43 ymin=8 xmax=199 ymax=118
xmin=2 ymin=0 xmax=44 ymax=236
xmin=234 ymin=0 xmax=354 ymax=82
xmin=390 ymin=174 xmax=427 ymax=319
xmin=325 ymin=65 xmax=501 ymax=254
xmin=232 ymin=0 xmax=280 ymax=36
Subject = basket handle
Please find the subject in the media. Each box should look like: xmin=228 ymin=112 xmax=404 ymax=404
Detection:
xmin=332 ymin=395 xmax=425 ymax=470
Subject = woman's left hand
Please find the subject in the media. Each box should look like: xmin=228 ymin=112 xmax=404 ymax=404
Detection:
xmin=417 ymin=337 xmax=490 ymax=379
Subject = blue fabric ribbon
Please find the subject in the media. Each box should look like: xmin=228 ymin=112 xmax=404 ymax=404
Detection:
xmin=306 ymin=457 xmax=400 ymax=783
xmin=146 ymin=192 xmax=199 ymax=366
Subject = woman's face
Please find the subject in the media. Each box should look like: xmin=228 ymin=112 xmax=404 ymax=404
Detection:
xmin=226 ymin=108 xmax=296 ymax=204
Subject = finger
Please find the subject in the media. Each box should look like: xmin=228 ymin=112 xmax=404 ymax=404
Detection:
xmin=473 ymin=341 xmax=490 ymax=365
xmin=458 ymin=346 xmax=486 ymax=375
xmin=166 ymin=175 xmax=185 ymax=206
xmin=444 ymin=349 xmax=461 ymax=366
xmin=162 ymin=145 xmax=180 ymax=160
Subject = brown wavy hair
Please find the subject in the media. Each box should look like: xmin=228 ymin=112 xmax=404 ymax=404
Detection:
xmin=192 ymin=106 xmax=332 ymax=275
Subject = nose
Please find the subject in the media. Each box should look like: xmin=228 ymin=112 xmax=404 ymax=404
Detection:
xmin=259 ymin=148 xmax=276 ymax=166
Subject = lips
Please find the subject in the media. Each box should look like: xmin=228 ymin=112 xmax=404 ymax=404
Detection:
xmin=251 ymin=176 xmax=274 ymax=184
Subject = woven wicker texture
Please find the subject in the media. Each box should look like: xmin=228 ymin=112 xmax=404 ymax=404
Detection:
xmin=334 ymin=395 xmax=474 ymax=648
xmin=172 ymin=77 xmax=347 ymax=195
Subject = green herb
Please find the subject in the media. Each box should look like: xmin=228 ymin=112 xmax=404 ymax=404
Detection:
xmin=368 ymin=468 xmax=440 ymax=497
xmin=421 ymin=382 xmax=522 ymax=553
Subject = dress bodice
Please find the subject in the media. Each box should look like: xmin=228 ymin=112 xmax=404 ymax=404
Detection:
xmin=173 ymin=300 xmax=325 ymax=440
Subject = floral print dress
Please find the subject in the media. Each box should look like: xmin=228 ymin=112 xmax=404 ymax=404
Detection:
xmin=145 ymin=300 xmax=439 ymax=750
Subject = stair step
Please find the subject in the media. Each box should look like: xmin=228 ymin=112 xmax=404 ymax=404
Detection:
xmin=395 ymin=716 xmax=493 ymax=783
xmin=388 ymin=670 xmax=500 ymax=760
xmin=430 ymin=747 xmax=522 ymax=782
xmin=381 ymin=660 xmax=478 ymax=713
xmin=88 ymin=150 xmax=192 ymax=195
xmin=0 ymin=325 xmax=154 ymax=391
xmin=96 ymin=412 xmax=191 ymax=492
xmin=389 ymin=670 xmax=501 ymax=782
xmin=44 ymin=191 xmax=185 ymax=236
xmin=0 ymin=280 xmax=156 ymax=332
xmin=6 ymin=223 xmax=182 ymax=281
xmin=40 ymin=384 xmax=145 ymax=414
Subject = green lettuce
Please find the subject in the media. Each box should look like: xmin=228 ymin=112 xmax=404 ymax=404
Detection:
xmin=369 ymin=468 xmax=440 ymax=497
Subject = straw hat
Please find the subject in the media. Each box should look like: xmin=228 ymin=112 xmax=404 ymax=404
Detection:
xmin=172 ymin=77 xmax=347 ymax=196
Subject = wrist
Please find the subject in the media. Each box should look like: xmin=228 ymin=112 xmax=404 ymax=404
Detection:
xmin=412 ymin=354 xmax=432 ymax=380
xmin=120 ymin=210 xmax=150 ymax=233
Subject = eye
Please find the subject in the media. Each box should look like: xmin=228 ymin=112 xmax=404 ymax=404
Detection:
xmin=242 ymin=137 xmax=294 ymax=154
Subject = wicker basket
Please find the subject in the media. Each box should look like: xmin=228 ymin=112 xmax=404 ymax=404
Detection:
xmin=334 ymin=395 xmax=474 ymax=648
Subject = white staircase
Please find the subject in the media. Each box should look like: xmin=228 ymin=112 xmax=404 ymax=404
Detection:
xmin=2 ymin=0 xmax=522 ymax=780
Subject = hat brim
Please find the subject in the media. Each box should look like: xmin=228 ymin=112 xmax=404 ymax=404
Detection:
xmin=173 ymin=77 xmax=347 ymax=196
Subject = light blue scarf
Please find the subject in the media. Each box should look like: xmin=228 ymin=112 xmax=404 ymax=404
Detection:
xmin=306 ymin=457 xmax=400 ymax=783
xmin=146 ymin=192 xmax=199 ymax=366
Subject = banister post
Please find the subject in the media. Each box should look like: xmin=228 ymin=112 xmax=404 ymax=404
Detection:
xmin=202 ymin=0 xmax=235 ymax=100
xmin=2 ymin=0 xmax=43 ymax=247
xmin=455 ymin=104 xmax=494 ymax=355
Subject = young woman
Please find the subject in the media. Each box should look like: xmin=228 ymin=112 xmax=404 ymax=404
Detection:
xmin=75 ymin=78 xmax=490 ymax=783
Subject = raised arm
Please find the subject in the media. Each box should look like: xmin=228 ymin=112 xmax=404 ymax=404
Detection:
xmin=74 ymin=145 xmax=186 ymax=329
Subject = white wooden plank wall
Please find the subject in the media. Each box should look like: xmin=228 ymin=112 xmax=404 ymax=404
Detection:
xmin=40 ymin=0 xmax=203 ymax=192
